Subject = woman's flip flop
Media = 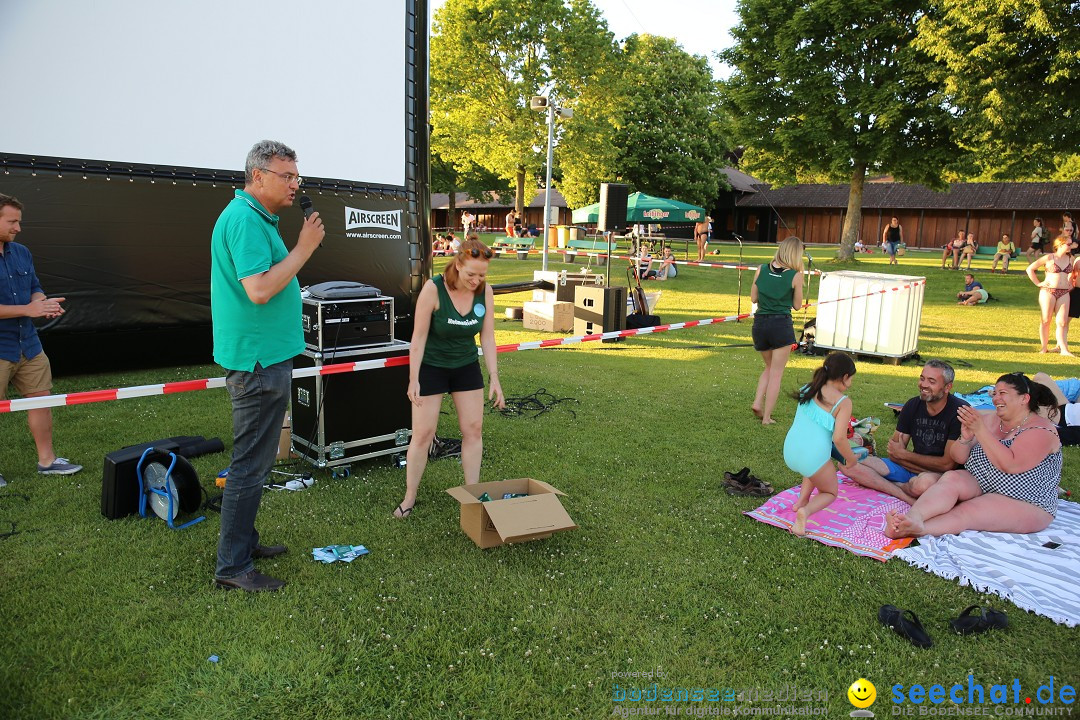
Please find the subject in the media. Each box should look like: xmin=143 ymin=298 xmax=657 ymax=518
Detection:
xmin=878 ymin=604 xmax=934 ymax=649
xmin=948 ymin=605 xmax=1008 ymax=635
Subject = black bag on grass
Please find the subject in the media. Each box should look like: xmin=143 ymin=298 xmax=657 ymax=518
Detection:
xmin=626 ymin=313 xmax=661 ymax=329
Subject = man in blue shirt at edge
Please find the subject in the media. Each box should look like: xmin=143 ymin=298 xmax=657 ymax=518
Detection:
xmin=0 ymin=194 xmax=83 ymax=486
xmin=210 ymin=141 xmax=324 ymax=592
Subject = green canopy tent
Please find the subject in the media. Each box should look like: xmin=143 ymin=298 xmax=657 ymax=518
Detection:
xmin=570 ymin=192 xmax=706 ymax=224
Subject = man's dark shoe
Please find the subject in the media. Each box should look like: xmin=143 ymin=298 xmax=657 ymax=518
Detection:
xmin=214 ymin=570 xmax=285 ymax=592
xmin=251 ymin=543 xmax=288 ymax=559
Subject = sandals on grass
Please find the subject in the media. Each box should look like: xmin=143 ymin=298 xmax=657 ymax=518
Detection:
xmin=878 ymin=604 xmax=934 ymax=649
xmin=723 ymin=467 xmax=774 ymax=496
xmin=949 ymin=605 xmax=1008 ymax=635
xmin=878 ymin=603 xmax=1009 ymax=648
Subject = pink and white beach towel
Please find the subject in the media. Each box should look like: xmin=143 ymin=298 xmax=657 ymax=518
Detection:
xmin=744 ymin=473 xmax=914 ymax=561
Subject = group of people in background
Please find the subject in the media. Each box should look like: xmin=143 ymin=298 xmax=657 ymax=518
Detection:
xmin=926 ymin=214 xmax=1080 ymax=356
xmin=634 ymin=244 xmax=678 ymax=281
xmin=940 ymin=229 xmax=980 ymax=271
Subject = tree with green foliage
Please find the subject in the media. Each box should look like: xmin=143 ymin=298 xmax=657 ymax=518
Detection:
xmin=721 ymin=0 xmax=960 ymax=260
xmin=429 ymin=0 xmax=619 ymax=215
xmin=554 ymin=57 xmax=624 ymax=211
xmin=915 ymin=0 xmax=1080 ymax=181
xmin=430 ymin=152 xmax=511 ymax=230
xmin=612 ymin=35 xmax=728 ymax=209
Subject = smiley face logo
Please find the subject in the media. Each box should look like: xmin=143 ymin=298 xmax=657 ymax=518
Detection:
xmin=848 ymin=678 xmax=876 ymax=709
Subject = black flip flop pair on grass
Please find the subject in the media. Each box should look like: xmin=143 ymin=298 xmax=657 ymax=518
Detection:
xmin=723 ymin=467 xmax=774 ymax=496
xmin=878 ymin=604 xmax=1009 ymax=648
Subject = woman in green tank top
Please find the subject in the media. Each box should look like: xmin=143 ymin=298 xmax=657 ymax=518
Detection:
xmin=394 ymin=238 xmax=506 ymax=518
xmin=749 ymin=236 xmax=805 ymax=426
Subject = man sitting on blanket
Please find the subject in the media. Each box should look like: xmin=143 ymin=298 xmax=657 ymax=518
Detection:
xmin=845 ymin=360 xmax=969 ymax=504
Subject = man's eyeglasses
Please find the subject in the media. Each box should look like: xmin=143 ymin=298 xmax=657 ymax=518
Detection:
xmin=260 ymin=168 xmax=303 ymax=186
xmin=465 ymin=247 xmax=493 ymax=259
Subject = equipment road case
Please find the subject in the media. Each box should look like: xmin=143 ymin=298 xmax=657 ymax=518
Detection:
xmin=291 ymin=340 xmax=412 ymax=468
xmin=301 ymin=295 xmax=394 ymax=351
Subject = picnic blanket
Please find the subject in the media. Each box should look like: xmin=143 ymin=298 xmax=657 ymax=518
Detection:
xmin=744 ymin=474 xmax=913 ymax=561
xmin=894 ymin=500 xmax=1080 ymax=627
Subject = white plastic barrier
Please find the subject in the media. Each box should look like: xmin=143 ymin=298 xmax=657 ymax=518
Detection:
xmin=815 ymin=271 xmax=925 ymax=358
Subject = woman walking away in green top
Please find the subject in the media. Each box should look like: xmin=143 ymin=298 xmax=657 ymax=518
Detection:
xmin=750 ymin=236 xmax=805 ymax=425
xmin=394 ymin=238 xmax=506 ymax=518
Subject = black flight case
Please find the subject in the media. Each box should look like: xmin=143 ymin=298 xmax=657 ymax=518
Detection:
xmin=301 ymin=295 xmax=394 ymax=352
xmin=290 ymin=340 xmax=412 ymax=468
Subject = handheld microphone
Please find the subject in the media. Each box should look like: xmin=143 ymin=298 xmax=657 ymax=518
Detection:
xmin=299 ymin=195 xmax=321 ymax=248
xmin=299 ymin=195 xmax=314 ymax=219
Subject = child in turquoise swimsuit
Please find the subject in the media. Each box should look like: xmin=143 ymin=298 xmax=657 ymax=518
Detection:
xmin=782 ymin=353 xmax=859 ymax=536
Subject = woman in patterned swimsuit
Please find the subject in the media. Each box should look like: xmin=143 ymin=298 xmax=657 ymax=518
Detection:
xmin=884 ymin=374 xmax=1061 ymax=538
xmin=1025 ymin=236 xmax=1077 ymax=356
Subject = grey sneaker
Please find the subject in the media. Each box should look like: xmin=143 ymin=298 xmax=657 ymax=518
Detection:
xmin=0 ymin=473 xmax=6 ymax=487
xmin=37 ymin=458 xmax=82 ymax=475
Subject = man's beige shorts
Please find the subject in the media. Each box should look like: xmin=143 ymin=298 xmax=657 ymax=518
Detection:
xmin=0 ymin=352 xmax=53 ymax=399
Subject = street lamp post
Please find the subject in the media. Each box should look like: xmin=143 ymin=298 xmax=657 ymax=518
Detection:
xmin=531 ymin=93 xmax=572 ymax=273
xmin=541 ymin=102 xmax=555 ymax=272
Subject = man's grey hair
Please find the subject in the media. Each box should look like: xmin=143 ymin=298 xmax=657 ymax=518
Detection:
xmin=924 ymin=358 xmax=955 ymax=386
xmin=244 ymin=140 xmax=297 ymax=184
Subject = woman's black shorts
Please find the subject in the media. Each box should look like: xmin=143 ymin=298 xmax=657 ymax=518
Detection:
xmin=752 ymin=314 xmax=796 ymax=351
xmin=418 ymin=361 xmax=484 ymax=396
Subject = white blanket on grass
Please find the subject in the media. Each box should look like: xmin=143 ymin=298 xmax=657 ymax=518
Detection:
xmin=894 ymin=500 xmax=1080 ymax=627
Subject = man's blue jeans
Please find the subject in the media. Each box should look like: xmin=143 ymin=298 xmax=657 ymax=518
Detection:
xmin=215 ymin=360 xmax=292 ymax=580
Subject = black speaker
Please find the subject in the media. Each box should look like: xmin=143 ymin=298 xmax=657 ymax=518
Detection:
xmin=598 ymin=183 xmax=629 ymax=232
xmin=573 ymin=285 xmax=627 ymax=337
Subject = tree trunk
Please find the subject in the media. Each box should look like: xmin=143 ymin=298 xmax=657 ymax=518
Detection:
xmin=837 ymin=162 xmax=867 ymax=261
xmin=515 ymin=166 xmax=526 ymax=215
xmin=447 ymin=188 xmax=457 ymax=233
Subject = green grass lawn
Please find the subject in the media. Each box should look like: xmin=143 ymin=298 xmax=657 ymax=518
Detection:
xmin=1 ymin=245 xmax=1077 ymax=719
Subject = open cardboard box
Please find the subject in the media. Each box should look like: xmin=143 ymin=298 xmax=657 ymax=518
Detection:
xmin=277 ymin=412 xmax=293 ymax=461
xmin=446 ymin=478 xmax=577 ymax=548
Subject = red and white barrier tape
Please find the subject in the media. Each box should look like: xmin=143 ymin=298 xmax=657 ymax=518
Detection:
xmin=0 ymin=312 xmax=750 ymax=413
xmin=809 ymin=279 xmax=925 ymax=308
xmin=0 ymin=278 xmax=924 ymax=414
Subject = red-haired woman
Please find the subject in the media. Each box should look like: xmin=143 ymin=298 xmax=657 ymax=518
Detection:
xmin=394 ymin=238 xmax=506 ymax=517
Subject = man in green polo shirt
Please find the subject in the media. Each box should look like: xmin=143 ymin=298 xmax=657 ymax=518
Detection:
xmin=211 ymin=140 xmax=324 ymax=592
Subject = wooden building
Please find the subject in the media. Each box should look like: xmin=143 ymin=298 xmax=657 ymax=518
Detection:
xmin=430 ymin=189 xmax=572 ymax=233
xmin=709 ymin=166 xmax=764 ymax=242
xmin=732 ymin=181 xmax=1080 ymax=249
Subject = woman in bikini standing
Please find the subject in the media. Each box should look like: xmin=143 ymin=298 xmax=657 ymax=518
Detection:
xmin=1026 ymin=236 xmax=1075 ymax=356
xmin=693 ymin=216 xmax=710 ymax=262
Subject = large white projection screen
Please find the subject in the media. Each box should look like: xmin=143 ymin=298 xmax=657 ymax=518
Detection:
xmin=0 ymin=0 xmax=407 ymax=187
